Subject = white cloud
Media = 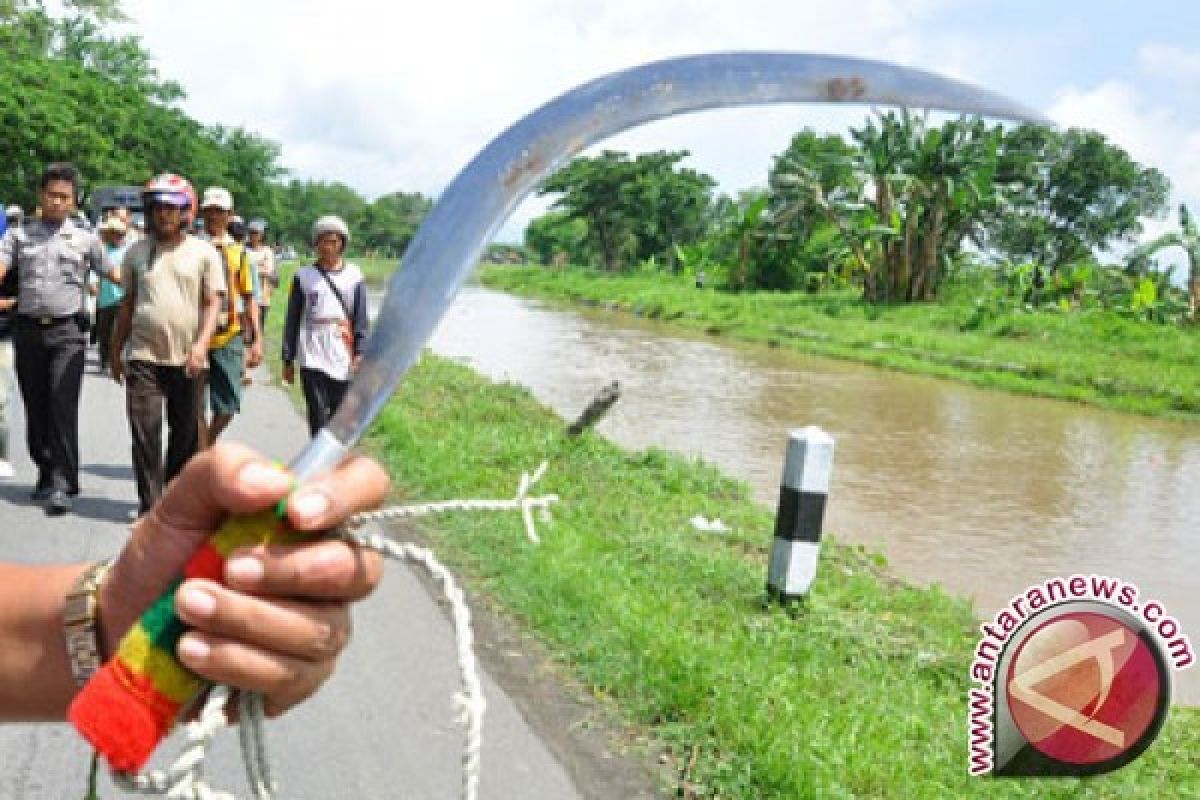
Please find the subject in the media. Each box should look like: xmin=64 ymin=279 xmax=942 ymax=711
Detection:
xmin=1137 ymin=42 xmax=1200 ymax=82
xmin=120 ymin=0 xmax=994 ymax=239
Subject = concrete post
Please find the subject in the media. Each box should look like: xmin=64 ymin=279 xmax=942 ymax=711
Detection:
xmin=767 ymin=426 xmax=835 ymax=603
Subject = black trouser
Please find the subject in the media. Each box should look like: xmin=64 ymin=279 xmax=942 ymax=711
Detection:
xmin=300 ymin=368 xmax=349 ymax=437
xmin=94 ymin=305 xmax=120 ymax=369
xmin=14 ymin=315 xmax=86 ymax=493
xmin=126 ymin=360 xmax=201 ymax=513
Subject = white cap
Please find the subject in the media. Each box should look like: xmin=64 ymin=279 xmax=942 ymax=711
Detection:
xmin=200 ymin=187 xmax=233 ymax=211
xmin=99 ymin=216 xmax=128 ymax=233
xmin=5 ymin=204 xmax=21 ymax=217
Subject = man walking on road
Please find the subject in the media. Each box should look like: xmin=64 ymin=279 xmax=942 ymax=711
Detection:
xmin=94 ymin=215 xmax=129 ymax=372
xmin=283 ymin=215 xmax=368 ymax=436
xmin=246 ymin=218 xmax=276 ymax=326
xmin=110 ymin=174 xmax=225 ymax=515
xmin=0 ymin=164 xmax=116 ymax=514
xmin=0 ymin=263 xmax=15 ymax=480
xmin=197 ymin=187 xmax=261 ymax=447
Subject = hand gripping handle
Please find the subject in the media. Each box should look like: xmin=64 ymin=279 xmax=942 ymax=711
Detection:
xmin=68 ymin=510 xmax=309 ymax=773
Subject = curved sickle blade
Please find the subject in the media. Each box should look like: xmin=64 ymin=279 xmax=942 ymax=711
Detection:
xmin=291 ymin=52 xmax=1049 ymax=477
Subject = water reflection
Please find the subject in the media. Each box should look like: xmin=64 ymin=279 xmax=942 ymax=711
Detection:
xmin=410 ymin=287 xmax=1200 ymax=703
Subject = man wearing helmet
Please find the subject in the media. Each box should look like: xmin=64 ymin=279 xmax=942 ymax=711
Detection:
xmin=282 ymin=215 xmax=368 ymax=436
xmin=109 ymin=174 xmax=226 ymax=516
xmin=0 ymin=164 xmax=116 ymax=514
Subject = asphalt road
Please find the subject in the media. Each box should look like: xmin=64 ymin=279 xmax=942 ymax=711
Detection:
xmin=0 ymin=353 xmax=587 ymax=799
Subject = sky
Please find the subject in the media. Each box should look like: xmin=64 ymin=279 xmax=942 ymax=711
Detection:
xmin=119 ymin=0 xmax=1200 ymax=254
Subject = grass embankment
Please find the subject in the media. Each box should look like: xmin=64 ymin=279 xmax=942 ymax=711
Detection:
xmin=265 ymin=260 xmax=1200 ymax=797
xmin=480 ymin=266 xmax=1200 ymax=420
xmin=367 ymin=357 xmax=1200 ymax=798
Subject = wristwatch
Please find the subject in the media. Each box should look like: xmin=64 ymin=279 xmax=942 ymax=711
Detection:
xmin=63 ymin=560 xmax=114 ymax=687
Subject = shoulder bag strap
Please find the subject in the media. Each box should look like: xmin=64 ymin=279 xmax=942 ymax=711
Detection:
xmin=318 ymin=267 xmax=353 ymax=321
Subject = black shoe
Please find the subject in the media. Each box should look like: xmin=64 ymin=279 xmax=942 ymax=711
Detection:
xmin=31 ymin=485 xmax=53 ymax=501
xmin=45 ymin=489 xmax=72 ymax=516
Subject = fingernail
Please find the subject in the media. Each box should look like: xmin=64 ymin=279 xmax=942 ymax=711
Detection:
xmin=226 ymin=554 xmax=265 ymax=586
xmin=178 ymin=635 xmax=211 ymax=664
xmin=239 ymin=461 xmax=291 ymax=493
xmin=178 ymin=586 xmax=216 ymax=618
xmin=291 ymin=489 xmax=330 ymax=521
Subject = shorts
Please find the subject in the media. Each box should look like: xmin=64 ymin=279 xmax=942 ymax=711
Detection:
xmin=207 ymin=336 xmax=244 ymax=415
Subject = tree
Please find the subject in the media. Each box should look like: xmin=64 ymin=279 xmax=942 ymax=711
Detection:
xmin=354 ymin=191 xmax=432 ymax=257
xmin=537 ymin=150 xmax=715 ymax=271
xmin=985 ymin=126 xmax=1171 ymax=271
xmin=525 ymin=211 xmax=591 ymax=266
xmin=538 ymin=151 xmax=638 ymax=271
xmin=272 ymin=180 xmax=368 ymax=249
xmin=0 ymin=0 xmax=281 ymax=218
xmin=769 ymin=114 xmax=1003 ymax=302
xmin=1128 ymin=204 xmax=1200 ymax=321
xmin=621 ymin=151 xmax=715 ymax=269
xmin=207 ymin=125 xmax=287 ymax=223
xmin=765 ymin=129 xmax=865 ymax=291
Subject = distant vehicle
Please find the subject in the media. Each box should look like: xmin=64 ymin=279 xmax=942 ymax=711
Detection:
xmin=89 ymin=185 xmax=143 ymax=223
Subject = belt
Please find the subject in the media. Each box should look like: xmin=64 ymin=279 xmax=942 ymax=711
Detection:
xmin=17 ymin=313 xmax=76 ymax=327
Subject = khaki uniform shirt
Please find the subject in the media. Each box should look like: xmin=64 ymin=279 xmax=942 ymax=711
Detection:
xmin=121 ymin=235 xmax=226 ymax=366
xmin=0 ymin=217 xmax=104 ymax=318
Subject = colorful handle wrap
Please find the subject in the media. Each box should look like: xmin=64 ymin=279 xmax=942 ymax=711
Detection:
xmin=68 ymin=510 xmax=309 ymax=772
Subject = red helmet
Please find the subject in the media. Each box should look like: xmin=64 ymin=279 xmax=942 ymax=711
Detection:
xmin=142 ymin=173 xmax=197 ymax=225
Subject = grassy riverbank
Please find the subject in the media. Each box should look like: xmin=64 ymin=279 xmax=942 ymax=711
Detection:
xmin=265 ymin=260 xmax=1199 ymax=797
xmin=479 ymin=265 xmax=1200 ymax=420
xmin=369 ymin=357 xmax=1200 ymax=798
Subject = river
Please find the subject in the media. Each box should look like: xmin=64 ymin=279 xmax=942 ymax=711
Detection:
xmin=394 ymin=286 xmax=1200 ymax=703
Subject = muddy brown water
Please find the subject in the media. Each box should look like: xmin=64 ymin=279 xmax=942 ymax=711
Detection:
xmin=393 ymin=287 xmax=1200 ymax=704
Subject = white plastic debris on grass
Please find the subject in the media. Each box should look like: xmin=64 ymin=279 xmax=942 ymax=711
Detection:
xmin=690 ymin=515 xmax=730 ymax=534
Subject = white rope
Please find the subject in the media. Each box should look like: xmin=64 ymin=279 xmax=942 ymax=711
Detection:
xmin=112 ymin=685 xmax=241 ymax=800
xmin=352 ymin=460 xmax=558 ymax=544
xmin=104 ymin=464 xmax=557 ymax=800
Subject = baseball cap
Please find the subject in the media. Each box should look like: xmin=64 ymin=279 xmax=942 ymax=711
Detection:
xmin=200 ymin=187 xmax=233 ymax=211
xmin=5 ymin=204 xmax=21 ymax=217
xmin=247 ymin=218 xmax=267 ymax=233
xmin=99 ymin=216 xmax=127 ymax=233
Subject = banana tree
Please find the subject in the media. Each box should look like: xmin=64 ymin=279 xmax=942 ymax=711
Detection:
xmin=1128 ymin=203 xmax=1199 ymax=321
xmin=850 ymin=111 xmax=1003 ymax=302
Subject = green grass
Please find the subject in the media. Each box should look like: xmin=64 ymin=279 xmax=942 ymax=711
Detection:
xmin=479 ymin=266 xmax=1200 ymax=420
xmin=361 ymin=355 xmax=1200 ymax=798
xmin=351 ymin=256 xmax=398 ymax=285
xmin=264 ymin=258 xmax=1200 ymax=797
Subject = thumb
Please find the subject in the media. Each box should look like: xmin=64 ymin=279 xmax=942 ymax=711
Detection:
xmin=100 ymin=443 xmax=293 ymax=647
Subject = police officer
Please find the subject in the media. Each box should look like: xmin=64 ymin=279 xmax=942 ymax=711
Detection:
xmin=0 ymin=256 xmax=15 ymax=480
xmin=0 ymin=163 xmax=116 ymax=514
xmin=3 ymin=205 xmax=21 ymax=234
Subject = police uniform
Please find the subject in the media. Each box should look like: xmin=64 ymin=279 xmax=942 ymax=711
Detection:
xmin=0 ymin=216 xmax=104 ymax=496
xmin=0 ymin=265 xmax=16 ymax=476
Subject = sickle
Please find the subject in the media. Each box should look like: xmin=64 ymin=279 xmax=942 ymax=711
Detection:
xmin=293 ymin=51 xmax=1050 ymax=479
xmin=70 ymin=52 xmax=1049 ymax=774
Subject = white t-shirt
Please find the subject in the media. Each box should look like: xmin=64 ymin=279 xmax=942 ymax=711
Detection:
xmin=289 ymin=263 xmax=364 ymax=381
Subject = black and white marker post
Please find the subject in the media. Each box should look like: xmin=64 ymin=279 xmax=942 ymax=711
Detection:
xmin=768 ymin=426 xmax=835 ymax=604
